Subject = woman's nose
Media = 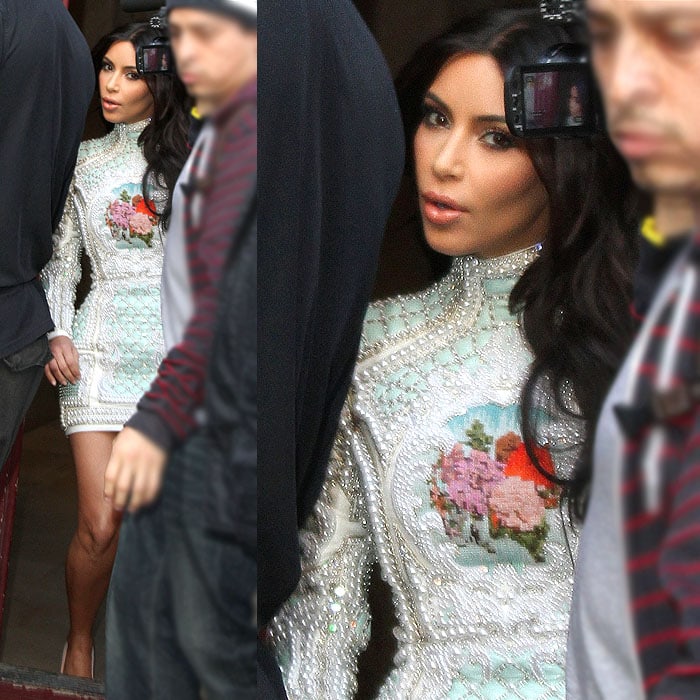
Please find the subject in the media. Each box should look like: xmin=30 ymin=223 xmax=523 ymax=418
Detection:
xmin=106 ymin=73 xmax=119 ymax=92
xmin=432 ymin=134 xmax=465 ymax=180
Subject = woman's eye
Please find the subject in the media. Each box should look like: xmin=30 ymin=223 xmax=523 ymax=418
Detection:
xmin=127 ymin=72 xmax=141 ymax=80
xmin=102 ymin=62 xmax=113 ymax=71
xmin=481 ymin=130 xmax=515 ymax=149
xmin=421 ymin=105 xmax=449 ymax=128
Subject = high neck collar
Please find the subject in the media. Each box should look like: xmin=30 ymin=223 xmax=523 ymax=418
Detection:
xmin=113 ymin=117 xmax=152 ymax=138
xmin=451 ymin=243 xmax=541 ymax=287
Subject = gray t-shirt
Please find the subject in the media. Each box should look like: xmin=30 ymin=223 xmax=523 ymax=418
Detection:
xmin=160 ymin=121 xmax=215 ymax=352
xmin=565 ymin=255 xmax=689 ymax=698
xmin=566 ymin=350 xmax=644 ymax=699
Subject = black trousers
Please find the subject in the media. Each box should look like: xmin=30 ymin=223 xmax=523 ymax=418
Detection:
xmin=0 ymin=335 xmax=51 ymax=468
xmin=106 ymin=429 xmax=256 ymax=699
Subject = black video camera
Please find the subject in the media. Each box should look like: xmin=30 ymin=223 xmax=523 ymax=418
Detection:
xmin=539 ymin=0 xmax=584 ymax=24
xmin=504 ymin=0 xmax=604 ymax=138
xmin=120 ymin=0 xmax=173 ymax=75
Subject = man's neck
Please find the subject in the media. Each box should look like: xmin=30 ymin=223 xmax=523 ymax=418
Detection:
xmin=194 ymin=98 xmax=219 ymax=118
xmin=653 ymin=193 xmax=697 ymax=240
xmin=194 ymin=67 xmax=257 ymax=118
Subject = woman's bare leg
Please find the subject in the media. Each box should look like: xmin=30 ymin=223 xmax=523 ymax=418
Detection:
xmin=62 ymin=430 xmax=121 ymax=678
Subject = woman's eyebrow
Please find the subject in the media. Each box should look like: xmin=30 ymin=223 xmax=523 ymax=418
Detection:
xmin=424 ymin=91 xmax=450 ymax=115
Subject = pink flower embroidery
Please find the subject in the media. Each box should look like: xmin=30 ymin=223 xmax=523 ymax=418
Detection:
xmin=129 ymin=212 xmax=153 ymax=236
xmin=108 ymin=200 xmax=136 ymax=229
xmin=105 ymin=188 xmax=159 ymax=247
xmin=489 ymin=476 xmax=546 ymax=532
xmin=439 ymin=445 xmax=504 ymax=518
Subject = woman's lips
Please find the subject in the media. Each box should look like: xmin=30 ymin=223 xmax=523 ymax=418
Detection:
xmin=421 ymin=192 xmax=467 ymax=225
xmin=102 ymin=98 xmax=120 ymax=111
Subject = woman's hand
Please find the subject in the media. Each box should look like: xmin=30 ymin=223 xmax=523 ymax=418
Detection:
xmin=45 ymin=335 xmax=80 ymax=386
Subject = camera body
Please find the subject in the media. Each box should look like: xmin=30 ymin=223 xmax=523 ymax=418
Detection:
xmin=135 ymin=9 xmax=173 ymax=74
xmin=504 ymin=0 xmax=604 ymax=139
xmin=504 ymin=44 xmax=603 ymax=138
xmin=539 ymin=0 xmax=584 ymax=23
xmin=120 ymin=1 xmax=173 ymax=74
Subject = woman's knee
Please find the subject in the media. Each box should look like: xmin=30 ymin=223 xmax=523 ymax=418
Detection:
xmin=76 ymin=514 xmax=119 ymax=556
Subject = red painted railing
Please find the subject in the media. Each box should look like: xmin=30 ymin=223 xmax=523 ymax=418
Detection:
xmin=0 ymin=428 xmax=22 ymax=636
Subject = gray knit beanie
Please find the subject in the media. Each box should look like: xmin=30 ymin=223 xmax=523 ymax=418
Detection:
xmin=166 ymin=0 xmax=256 ymax=27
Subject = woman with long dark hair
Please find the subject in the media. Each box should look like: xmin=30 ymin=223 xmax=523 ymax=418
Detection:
xmin=268 ymin=9 xmax=641 ymax=698
xmin=41 ymin=23 xmax=190 ymax=678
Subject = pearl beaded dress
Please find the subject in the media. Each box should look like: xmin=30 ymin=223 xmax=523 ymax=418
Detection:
xmin=42 ymin=119 xmax=166 ymax=433
xmin=270 ymin=247 xmax=580 ymax=699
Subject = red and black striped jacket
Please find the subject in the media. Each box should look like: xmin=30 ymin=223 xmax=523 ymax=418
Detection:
xmin=616 ymin=233 xmax=700 ymax=698
xmin=126 ymin=78 xmax=257 ymax=452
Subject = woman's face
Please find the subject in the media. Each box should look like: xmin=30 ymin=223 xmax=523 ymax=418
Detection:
xmin=413 ymin=53 xmax=549 ymax=259
xmin=569 ymin=84 xmax=584 ymax=119
xmin=99 ymin=41 xmax=154 ymax=124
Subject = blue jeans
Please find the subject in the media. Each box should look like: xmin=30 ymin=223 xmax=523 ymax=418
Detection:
xmin=0 ymin=335 xmax=51 ymax=468
xmin=106 ymin=430 xmax=256 ymax=699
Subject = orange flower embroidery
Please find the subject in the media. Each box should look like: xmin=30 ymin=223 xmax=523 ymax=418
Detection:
xmin=504 ymin=443 xmax=559 ymax=508
xmin=132 ymin=194 xmax=156 ymax=217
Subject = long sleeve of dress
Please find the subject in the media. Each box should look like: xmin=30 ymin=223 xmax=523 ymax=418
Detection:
xmin=41 ymin=186 xmax=82 ymax=337
xmin=270 ymin=412 xmax=376 ymax=700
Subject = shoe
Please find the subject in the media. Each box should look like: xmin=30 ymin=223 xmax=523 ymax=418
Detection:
xmin=60 ymin=641 xmax=95 ymax=679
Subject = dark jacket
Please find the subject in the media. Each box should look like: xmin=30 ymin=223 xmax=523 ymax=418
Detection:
xmin=258 ymin=0 xmax=404 ymax=631
xmin=0 ymin=0 xmax=93 ymax=357
xmin=204 ymin=195 xmax=256 ymax=552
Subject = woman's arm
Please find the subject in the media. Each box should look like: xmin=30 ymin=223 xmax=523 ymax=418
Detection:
xmin=269 ymin=412 xmax=376 ymax=700
xmin=41 ymin=186 xmax=82 ymax=385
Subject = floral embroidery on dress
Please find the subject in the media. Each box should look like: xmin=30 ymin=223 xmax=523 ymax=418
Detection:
xmin=105 ymin=183 xmax=159 ymax=248
xmin=429 ymin=420 xmax=560 ymax=562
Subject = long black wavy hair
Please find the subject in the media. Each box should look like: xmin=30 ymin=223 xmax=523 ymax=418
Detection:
xmin=92 ymin=23 xmax=191 ymax=228
xmin=395 ymin=9 xmax=645 ymax=519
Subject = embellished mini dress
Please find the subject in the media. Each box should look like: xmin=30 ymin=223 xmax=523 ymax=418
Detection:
xmin=42 ymin=119 xmax=166 ymax=434
xmin=271 ymin=247 xmax=581 ymax=699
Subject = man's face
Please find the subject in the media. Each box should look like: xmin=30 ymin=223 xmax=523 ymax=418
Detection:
xmin=587 ymin=0 xmax=700 ymax=195
xmin=168 ymin=8 xmax=256 ymax=113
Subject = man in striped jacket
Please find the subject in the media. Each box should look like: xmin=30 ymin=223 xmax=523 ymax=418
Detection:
xmin=103 ymin=1 xmax=257 ymax=698
xmin=567 ymin=0 xmax=700 ymax=698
